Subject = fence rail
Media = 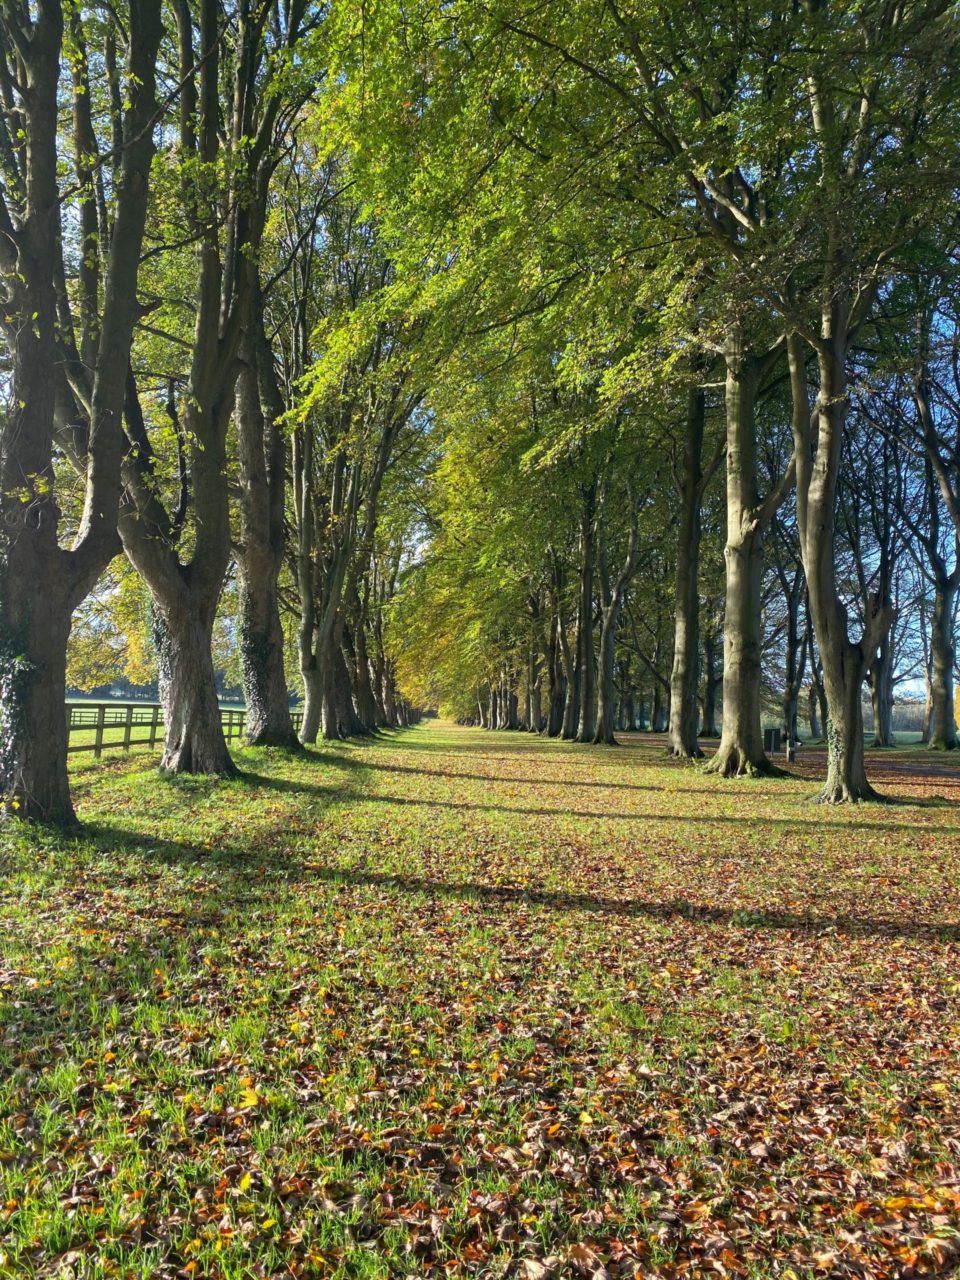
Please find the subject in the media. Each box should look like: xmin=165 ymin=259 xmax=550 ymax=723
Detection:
xmin=66 ymin=702 xmax=304 ymax=758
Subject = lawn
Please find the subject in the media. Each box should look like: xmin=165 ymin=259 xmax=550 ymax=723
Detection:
xmin=1 ymin=723 xmax=959 ymax=1279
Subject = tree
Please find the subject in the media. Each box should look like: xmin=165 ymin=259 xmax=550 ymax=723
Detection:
xmin=0 ymin=0 xmax=162 ymax=822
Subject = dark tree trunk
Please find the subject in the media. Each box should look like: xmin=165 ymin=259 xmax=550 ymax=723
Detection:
xmin=236 ymin=298 xmax=298 ymax=749
xmin=560 ymin=606 xmax=580 ymax=739
xmin=869 ymin=632 xmax=894 ymax=748
xmin=807 ymin=683 xmax=821 ymax=740
xmin=779 ymin=572 xmax=806 ymax=748
xmin=350 ymin=621 xmax=381 ymax=731
xmin=594 ymin=501 xmax=639 ymax=745
xmin=930 ymin=578 xmax=958 ymax=750
xmin=576 ymin=487 xmax=598 ymax=742
xmin=701 ymin=628 xmax=720 ymax=738
xmin=668 ymin=387 xmax=709 ymax=758
xmin=0 ymin=0 xmax=161 ymax=822
xmin=545 ymin=615 xmax=566 ymax=736
xmin=1 ymin=596 xmax=74 ymax=825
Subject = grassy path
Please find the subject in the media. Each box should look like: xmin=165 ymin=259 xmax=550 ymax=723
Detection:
xmin=1 ymin=722 xmax=959 ymax=1278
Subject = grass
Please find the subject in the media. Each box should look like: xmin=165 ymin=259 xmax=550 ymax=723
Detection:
xmin=1 ymin=722 xmax=959 ymax=1278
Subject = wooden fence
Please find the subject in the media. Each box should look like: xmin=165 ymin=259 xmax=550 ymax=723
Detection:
xmin=66 ymin=702 xmax=304 ymax=758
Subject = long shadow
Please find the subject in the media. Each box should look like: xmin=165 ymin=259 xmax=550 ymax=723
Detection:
xmin=354 ymin=760 xmax=691 ymax=793
xmin=337 ymin=759 xmax=827 ymax=800
xmin=62 ymin=824 xmax=960 ymax=944
xmin=242 ymin=773 xmax=960 ymax=836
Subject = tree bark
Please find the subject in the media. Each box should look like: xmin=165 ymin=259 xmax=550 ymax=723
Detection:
xmin=869 ymin=631 xmax=894 ymax=748
xmin=789 ymin=333 xmax=892 ymax=802
xmin=930 ymin=579 xmax=958 ymax=750
xmin=576 ymin=485 xmax=598 ymax=742
xmin=701 ymin=627 xmax=721 ymax=737
xmin=594 ymin=495 xmax=640 ymax=745
xmin=236 ymin=298 xmax=299 ymax=748
xmin=706 ymin=330 xmax=793 ymax=777
xmin=668 ymin=387 xmax=709 ymax=757
xmin=807 ymin=683 xmax=821 ymax=740
xmin=154 ymin=601 xmax=235 ymax=774
xmin=0 ymin=0 xmax=161 ymax=822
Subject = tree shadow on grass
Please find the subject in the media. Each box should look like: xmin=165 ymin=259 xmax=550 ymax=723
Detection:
xmin=237 ymin=771 xmax=960 ymax=837
xmin=33 ymin=819 xmax=960 ymax=946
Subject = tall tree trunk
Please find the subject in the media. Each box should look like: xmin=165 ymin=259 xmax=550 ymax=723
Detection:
xmin=807 ymin=683 xmax=821 ymax=740
xmin=869 ymin=632 xmax=894 ymax=748
xmin=789 ymin=333 xmax=892 ymax=802
xmin=594 ymin=499 xmax=639 ymax=745
xmin=0 ymin=0 xmax=161 ymax=821
xmin=560 ymin=605 xmax=580 ymax=739
xmin=668 ymin=387 xmax=709 ymax=758
xmin=545 ymin=615 xmax=566 ymax=736
xmin=236 ymin=299 xmax=298 ymax=748
xmin=576 ymin=487 xmax=598 ymax=742
xmin=930 ymin=578 xmax=958 ymax=750
xmin=707 ymin=333 xmax=792 ymax=776
xmin=701 ymin=627 xmax=720 ymax=737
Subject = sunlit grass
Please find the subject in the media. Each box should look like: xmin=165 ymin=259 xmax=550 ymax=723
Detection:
xmin=1 ymin=723 xmax=958 ymax=1277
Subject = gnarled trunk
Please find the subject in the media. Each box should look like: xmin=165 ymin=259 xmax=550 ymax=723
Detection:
xmin=154 ymin=600 xmax=236 ymax=776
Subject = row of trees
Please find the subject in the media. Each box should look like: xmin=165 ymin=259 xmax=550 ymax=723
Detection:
xmin=357 ymin=0 xmax=960 ymax=802
xmin=1 ymin=0 xmax=959 ymax=822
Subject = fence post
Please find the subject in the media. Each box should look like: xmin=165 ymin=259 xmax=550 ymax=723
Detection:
xmin=94 ymin=705 xmax=106 ymax=759
xmin=149 ymin=704 xmax=160 ymax=750
xmin=123 ymin=703 xmax=133 ymax=752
